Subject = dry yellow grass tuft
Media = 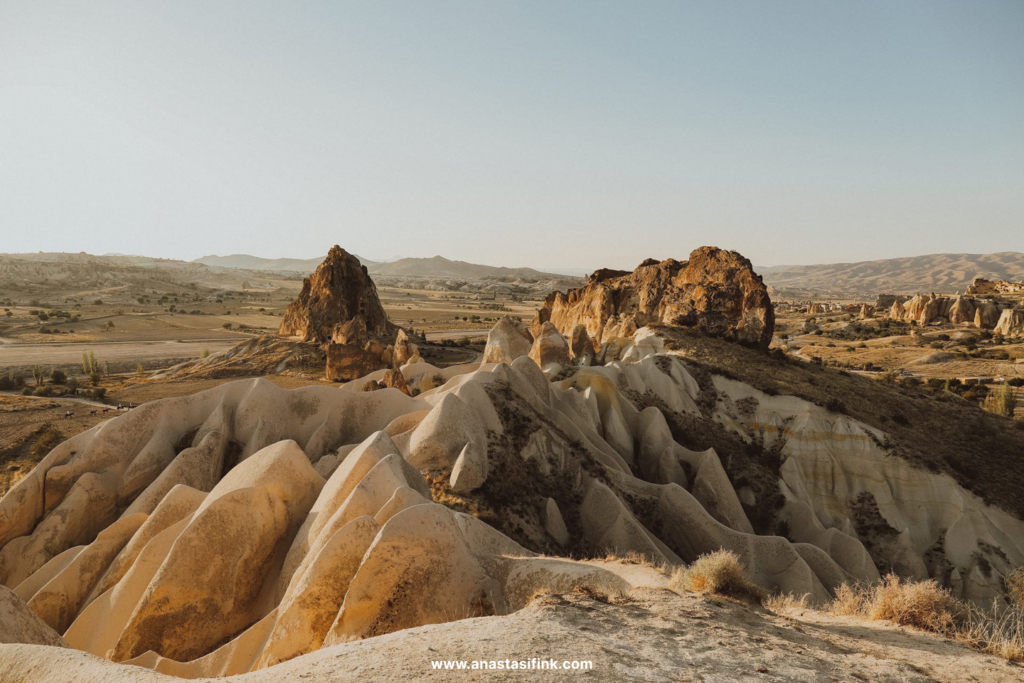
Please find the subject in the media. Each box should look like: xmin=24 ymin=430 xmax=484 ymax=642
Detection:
xmin=671 ymin=550 xmax=765 ymax=604
xmin=601 ymin=550 xmax=671 ymax=575
xmin=826 ymin=574 xmax=1024 ymax=662
xmin=1006 ymin=567 xmax=1024 ymax=610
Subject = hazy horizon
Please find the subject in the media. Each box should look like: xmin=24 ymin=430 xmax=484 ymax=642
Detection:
xmin=2 ymin=1 xmax=1021 ymax=271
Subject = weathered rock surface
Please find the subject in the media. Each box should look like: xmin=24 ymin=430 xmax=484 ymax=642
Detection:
xmin=994 ymin=307 xmax=1024 ymax=337
xmin=482 ymin=315 xmax=533 ymax=364
xmin=1 ymin=319 xmax=1023 ymax=678
xmin=535 ymin=247 xmax=775 ymax=352
xmin=280 ymin=246 xmax=393 ymax=343
xmin=0 ymin=585 xmax=68 ymax=647
xmin=528 ymin=322 xmax=571 ymax=370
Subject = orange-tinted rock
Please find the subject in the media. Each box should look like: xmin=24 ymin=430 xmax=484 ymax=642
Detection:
xmin=280 ymin=246 xmax=393 ymax=343
xmin=535 ymin=247 xmax=774 ymax=351
xmin=380 ymin=369 xmax=411 ymax=395
xmin=326 ymin=343 xmax=386 ymax=382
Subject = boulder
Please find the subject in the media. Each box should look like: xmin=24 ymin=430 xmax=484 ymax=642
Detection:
xmin=534 ymin=247 xmax=774 ymax=352
xmin=380 ymin=369 xmax=411 ymax=395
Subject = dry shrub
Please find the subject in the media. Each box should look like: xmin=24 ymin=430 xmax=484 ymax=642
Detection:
xmin=829 ymin=583 xmax=868 ymax=616
xmin=865 ymin=575 xmax=961 ymax=634
xmin=601 ymin=550 xmax=670 ymax=575
xmin=671 ymin=550 xmax=765 ymax=604
xmin=1006 ymin=567 xmax=1024 ymax=610
xmin=827 ymin=574 xmax=1024 ymax=662
xmin=764 ymin=592 xmax=809 ymax=615
xmin=958 ymin=602 xmax=1024 ymax=662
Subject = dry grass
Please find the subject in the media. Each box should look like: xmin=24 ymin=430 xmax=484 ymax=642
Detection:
xmin=671 ymin=550 xmax=766 ymax=604
xmin=763 ymin=592 xmax=810 ymax=615
xmin=601 ymin=550 xmax=672 ymax=575
xmin=1006 ymin=567 xmax=1024 ymax=609
xmin=825 ymin=574 xmax=1024 ymax=662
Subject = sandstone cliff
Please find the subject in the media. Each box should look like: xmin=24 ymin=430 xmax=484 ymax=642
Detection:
xmin=534 ymin=247 xmax=774 ymax=353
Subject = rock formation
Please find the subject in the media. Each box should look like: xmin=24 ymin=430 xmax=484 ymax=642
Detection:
xmin=994 ymin=307 xmax=1024 ymax=337
xmin=967 ymin=277 xmax=1024 ymax=297
xmin=888 ymin=291 xmax=1016 ymax=331
xmin=535 ymin=247 xmax=775 ymax=353
xmin=1 ymin=316 xmax=1023 ymax=678
xmin=279 ymin=246 xmax=393 ymax=343
xmin=857 ymin=304 xmax=873 ymax=319
xmin=975 ymin=302 xmax=1001 ymax=329
xmin=948 ymin=295 xmax=976 ymax=325
xmin=482 ymin=316 xmax=533 ymax=364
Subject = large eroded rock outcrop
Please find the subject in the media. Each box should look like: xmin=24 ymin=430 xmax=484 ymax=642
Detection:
xmin=279 ymin=246 xmax=393 ymax=343
xmin=534 ymin=247 xmax=775 ymax=353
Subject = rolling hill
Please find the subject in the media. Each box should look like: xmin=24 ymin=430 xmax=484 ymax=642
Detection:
xmin=759 ymin=252 xmax=1024 ymax=299
xmin=195 ymin=253 xmax=573 ymax=281
xmin=193 ymin=254 xmax=380 ymax=272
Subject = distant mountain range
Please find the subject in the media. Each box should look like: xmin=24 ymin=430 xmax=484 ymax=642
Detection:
xmin=193 ymin=254 xmax=377 ymax=272
xmin=758 ymin=251 xmax=1024 ymax=299
xmin=194 ymin=253 xmax=572 ymax=281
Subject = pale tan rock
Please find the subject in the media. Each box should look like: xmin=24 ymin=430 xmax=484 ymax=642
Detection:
xmin=449 ymin=442 xmax=488 ymax=494
xmin=482 ymin=315 xmax=533 ymax=364
xmin=994 ymin=307 xmax=1024 ymax=337
xmin=974 ymin=302 xmax=1001 ymax=329
xmin=258 ymin=516 xmax=380 ymax=668
xmin=0 ymin=585 xmax=67 ymax=647
xmin=948 ymin=296 xmax=976 ymax=325
xmin=543 ymin=498 xmax=570 ymax=546
xmin=26 ymin=513 xmax=146 ymax=633
xmin=528 ymin=321 xmax=570 ymax=370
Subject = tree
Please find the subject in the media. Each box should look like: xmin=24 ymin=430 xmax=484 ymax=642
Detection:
xmin=50 ymin=369 xmax=67 ymax=385
xmin=985 ymin=384 xmax=1017 ymax=419
xmin=136 ymin=363 xmax=145 ymax=375
xmin=31 ymin=365 xmax=44 ymax=386
xmin=90 ymin=372 xmax=101 ymax=387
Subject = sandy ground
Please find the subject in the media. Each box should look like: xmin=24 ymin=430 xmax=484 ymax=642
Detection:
xmin=0 ymin=587 xmax=1019 ymax=682
xmin=0 ymin=395 xmax=111 ymax=495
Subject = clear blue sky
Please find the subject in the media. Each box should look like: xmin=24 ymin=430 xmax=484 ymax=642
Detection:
xmin=1 ymin=1 xmax=1021 ymax=271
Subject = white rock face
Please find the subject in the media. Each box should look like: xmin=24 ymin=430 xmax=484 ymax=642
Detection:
xmin=0 ymin=326 xmax=1021 ymax=676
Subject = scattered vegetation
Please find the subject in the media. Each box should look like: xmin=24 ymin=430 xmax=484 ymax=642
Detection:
xmin=670 ymin=550 xmax=765 ymax=604
xmin=813 ymin=575 xmax=1024 ymax=662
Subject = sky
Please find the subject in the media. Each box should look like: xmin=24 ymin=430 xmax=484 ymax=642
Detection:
xmin=0 ymin=1 xmax=1021 ymax=272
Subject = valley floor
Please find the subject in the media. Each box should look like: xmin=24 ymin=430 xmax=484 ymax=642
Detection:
xmin=2 ymin=587 xmax=1020 ymax=683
